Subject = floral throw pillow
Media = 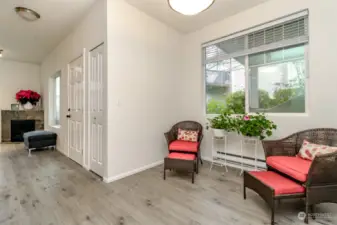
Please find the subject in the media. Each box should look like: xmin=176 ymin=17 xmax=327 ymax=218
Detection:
xmin=177 ymin=129 xmax=199 ymax=142
xmin=297 ymin=140 xmax=337 ymax=160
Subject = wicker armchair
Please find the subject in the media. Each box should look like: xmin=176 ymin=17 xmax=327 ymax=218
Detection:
xmin=262 ymin=128 xmax=337 ymax=223
xmin=164 ymin=121 xmax=203 ymax=166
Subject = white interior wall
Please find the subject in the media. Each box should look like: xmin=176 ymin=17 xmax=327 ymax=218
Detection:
xmin=36 ymin=0 xmax=337 ymax=180
xmin=106 ymin=0 xmax=183 ymax=180
xmin=0 ymin=60 xmax=41 ymax=142
xmin=40 ymin=0 xmax=106 ymax=169
xmin=180 ymin=0 xmax=337 ymax=161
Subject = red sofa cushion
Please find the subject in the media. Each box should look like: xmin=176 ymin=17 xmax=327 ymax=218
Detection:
xmin=168 ymin=152 xmax=196 ymax=161
xmin=169 ymin=140 xmax=199 ymax=153
xmin=249 ymin=171 xmax=305 ymax=195
xmin=266 ymin=156 xmax=311 ymax=182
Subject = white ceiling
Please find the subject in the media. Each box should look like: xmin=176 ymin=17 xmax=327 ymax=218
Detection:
xmin=0 ymin=0 xmax=96 ymax=64
xmin=126 ymin=0 xmax=270 ymax=33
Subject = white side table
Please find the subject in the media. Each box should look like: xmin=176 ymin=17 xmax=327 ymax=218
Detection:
xmin=240 ymin=136 xmax=259 ymax=175
xmin=210 ymin=135 xmax=228 ymax=172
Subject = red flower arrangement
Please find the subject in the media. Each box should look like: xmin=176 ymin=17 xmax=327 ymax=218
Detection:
xmin=16 ymin=90 xmax=41 ymax=105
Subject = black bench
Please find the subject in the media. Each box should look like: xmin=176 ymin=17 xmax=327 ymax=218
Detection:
xmin=23 ymin=130 xmax=57 ymax=156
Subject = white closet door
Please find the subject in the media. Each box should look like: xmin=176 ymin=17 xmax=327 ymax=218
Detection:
xmin=88 ymin=44 xmax=105 ymax=176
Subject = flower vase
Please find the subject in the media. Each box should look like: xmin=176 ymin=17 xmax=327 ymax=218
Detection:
xmin=212 ymin=129 xmax=227 ymax=138
xmin=23 ymin=102 xmax=34 ymax=110
xmin=242 ymin=136 xmax=259 ymax=145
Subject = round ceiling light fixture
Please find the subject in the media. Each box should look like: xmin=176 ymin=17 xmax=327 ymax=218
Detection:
xmin=0 ymin=50 xmax=3 ymax=58
xmin=168 ymin=0 xmax=215 ymax=16
xmin=15 ymin=7 xmax=41 ymax=21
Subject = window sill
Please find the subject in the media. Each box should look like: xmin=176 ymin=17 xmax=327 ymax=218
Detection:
xmin=51 ymin=125 xmax=61 ymax=129
xmin=206 ymin=113 xmax=309 ymax=118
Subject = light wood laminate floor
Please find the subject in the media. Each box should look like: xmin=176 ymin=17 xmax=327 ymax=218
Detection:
xmin=0 ymin=143 xmax=337 ymax=225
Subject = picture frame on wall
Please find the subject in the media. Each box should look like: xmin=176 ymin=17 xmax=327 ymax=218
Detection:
xmin=11 ymin=104 xmax=19 ymax=111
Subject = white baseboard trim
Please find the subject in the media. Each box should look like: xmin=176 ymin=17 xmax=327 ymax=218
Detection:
xmin=103 ymin=160 xmax=164 ymax=183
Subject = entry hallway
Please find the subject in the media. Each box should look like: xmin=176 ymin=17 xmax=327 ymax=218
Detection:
xmin=0 ymin=144 xmax=336 ymax=225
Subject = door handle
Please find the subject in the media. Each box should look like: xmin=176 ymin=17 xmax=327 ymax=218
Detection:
xmin=66 ymin=115 xmax=71 ymax=118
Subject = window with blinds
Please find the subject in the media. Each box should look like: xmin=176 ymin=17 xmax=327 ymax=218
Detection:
xmin=204 ymin=11 xmax=308 ymax=114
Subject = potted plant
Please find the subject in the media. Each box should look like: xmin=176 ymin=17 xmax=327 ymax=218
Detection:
xmin=209 ymin=111 xmax=235 ymax=138
xmin=235 ymin=113 xmax=277 ymax=140
xmin=16 ymin=90 xmax=41 ymax=110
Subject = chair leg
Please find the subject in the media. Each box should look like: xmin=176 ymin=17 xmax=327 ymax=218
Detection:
xmin=192 ymin=171 xmax=195 ymax=184
xmin=163 ymin=168 xmax=166 ymax=180
xmin=271 ymin=200 xmax=275 ymax=225
xmin=310 ymin=205 xmax=315 ymax=220
xmin=196 ymin=159 xmax=199 ymax=174
xmin=305 ymin=202 xmax=309 ymax=224
xmin=243 ymin=186 xmax=246 ymax=200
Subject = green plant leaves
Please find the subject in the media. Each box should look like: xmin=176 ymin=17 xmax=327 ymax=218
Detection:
xmin=209 ymin=112 xmax=277 ymax=140
xmin=209 ymin=111 xmax=236 ymax=131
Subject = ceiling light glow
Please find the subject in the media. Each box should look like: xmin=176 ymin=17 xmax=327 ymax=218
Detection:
xmin=168 ymin=0 xmax=215 ymax=16
xmin=15 ymin=7 xmax=41 ymax=21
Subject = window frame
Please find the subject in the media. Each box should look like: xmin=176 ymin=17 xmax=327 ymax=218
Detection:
xmin=49 ymin=71 xmax=61 ymax=128
xmin=203 ymin=11 xmax=309 ymax=116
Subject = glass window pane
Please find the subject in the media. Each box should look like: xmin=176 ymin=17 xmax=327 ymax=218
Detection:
xmin=284 ymin=45 xmax=305 ymax=60
xmin=266 ymin=49 xmax=283 ymax=63
xmin=54 ymin=75 xmax=61 ymax=125
xmin=55 ymin=76 xmax=60 ymax=95
xmin=206 ymin=57 xmax=245 ymax=114
xmin=249 ymin=53 xmax=264 ymax=66
xmin=249 ymin=58 xmax=306 ymax=113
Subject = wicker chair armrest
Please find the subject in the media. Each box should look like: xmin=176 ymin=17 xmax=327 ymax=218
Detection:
xmin=262 ymin=139 xmax=297 ymax=158
xmin=164 ymin=131 xmax=175 ymax=146
xmin=198 ymin=134 xmax=204 ymax=144
xmin=307 ymin=151 xmax=337 ymax=186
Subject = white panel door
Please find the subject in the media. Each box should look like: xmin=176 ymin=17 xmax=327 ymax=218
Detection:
xmin=67 ymin=56 xmax=84 ymax=165
xmin=89 ymin=44 xmax=105 ymax=176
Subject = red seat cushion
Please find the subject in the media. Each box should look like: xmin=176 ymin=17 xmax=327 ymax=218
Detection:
xmin=266 ymin=156 xmax=311 ymax=182
xmin=169 ymin=140 xmax=199 ymax=153
xmin=249 ymin=171 xmax=305 ymax=196
xmin=168 ymin=153 xmax=196 ymax=161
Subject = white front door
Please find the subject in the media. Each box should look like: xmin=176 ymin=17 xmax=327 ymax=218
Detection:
xmin=88 ymin=44 xmax=105 ymax=176
xmin=67 ymin=56 xmax=84 ymax=165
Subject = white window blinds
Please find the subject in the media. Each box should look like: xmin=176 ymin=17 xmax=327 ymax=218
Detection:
xmin=204 ymin=11 xmax=308 ymax=64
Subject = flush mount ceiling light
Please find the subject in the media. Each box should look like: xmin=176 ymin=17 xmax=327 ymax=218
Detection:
xmin=168 ymin=0 xmax=215 ymax=16
xmin=15 ymin=7 xmax=41 ymax=21
xmin=0 ymin=50 xmax=3 ymax=58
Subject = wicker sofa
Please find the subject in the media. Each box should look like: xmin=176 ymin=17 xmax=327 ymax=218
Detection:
xmin=262 ymin=128 xmax=337 ymax=223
